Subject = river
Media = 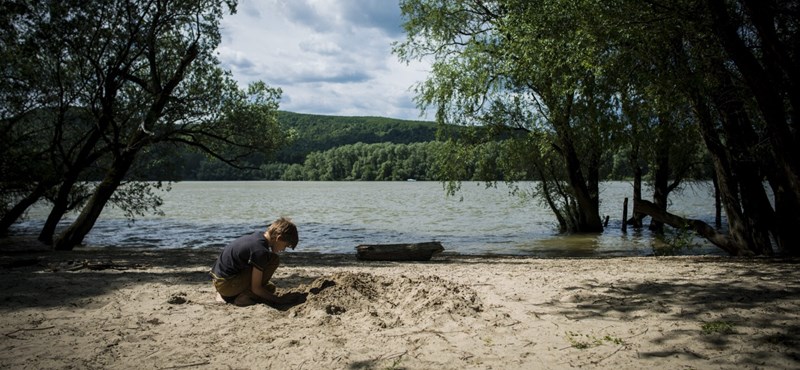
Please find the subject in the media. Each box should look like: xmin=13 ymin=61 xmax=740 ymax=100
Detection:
xmin=11 ymin=181 xmax=726 ymax=256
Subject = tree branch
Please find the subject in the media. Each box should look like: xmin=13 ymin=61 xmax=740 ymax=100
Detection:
xmin=633 ymin=198 xmax=746 ymax=255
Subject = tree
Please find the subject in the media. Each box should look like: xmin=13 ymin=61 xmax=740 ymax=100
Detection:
xmin=609 ymin=0 xmax=799 ymax=255
xmin=1 ymin=1 xmax=113 ymax=237
xmin=53 ymin=0 xmax=285 ymax=250
xmin=397 ymin=0 xmax=799 ymax=255
xmin=2 ymin=0 xmax=287 ymax=250
xmin=615 ymin=80 xmax=708 ymax=232
xmin=395 ymin=0 xmax=625 ymax=232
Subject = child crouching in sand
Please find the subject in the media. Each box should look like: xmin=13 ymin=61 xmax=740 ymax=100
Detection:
xmin=210 ymin=217 xmax=307 ymax=307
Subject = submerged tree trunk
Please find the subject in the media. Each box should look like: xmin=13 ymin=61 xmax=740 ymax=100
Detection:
xmin=551 ymin=95 xmax=604 ymax=233
xmin=634 ymin=199 xmax=749 ymax=255
xmin=650 ymin=128 xmax=670 ymax=234
xmin=538 ymin=174 xmax=569 ymax=233
xmin=627 ymin=163 xmax=644 ymax=228
xmin=38 ymin=176 xmax=80 ymax=245
xmin=649 ymin=117 xmax=687 ymax=234
xmin=39 ymin=123 xmax=109 ymax=244
xmin=0 ymin=181 xmax=53 ymax=235
xmin=53 ymin=152 xmax=137 ymax=251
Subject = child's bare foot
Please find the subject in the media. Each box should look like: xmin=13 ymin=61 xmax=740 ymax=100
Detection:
xmin=233 ymin=294 xmax=256 ymax=307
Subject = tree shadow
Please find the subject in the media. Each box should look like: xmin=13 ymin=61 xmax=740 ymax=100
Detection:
xmin=547 ymin=258 xmax=800 ymax=365
xmin=3 ymin=243 xmax=800 ymax=368
xmin=0 ymin=246 xmax=441 ymax=310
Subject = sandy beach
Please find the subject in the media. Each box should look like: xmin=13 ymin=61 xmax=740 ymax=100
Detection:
xmin=1 ymin=239 xmax=798 ymax=369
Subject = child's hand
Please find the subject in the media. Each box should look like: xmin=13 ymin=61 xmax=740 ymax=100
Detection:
xmin=280 ymin=292 xmax=307 ymax=304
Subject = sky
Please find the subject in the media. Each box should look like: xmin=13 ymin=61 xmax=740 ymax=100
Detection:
xmin=217 ymin=0 xmax=433 ymax=121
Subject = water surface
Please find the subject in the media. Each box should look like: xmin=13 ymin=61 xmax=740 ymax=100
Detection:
xmin=12 ymin=181 xmax=725 ymax=256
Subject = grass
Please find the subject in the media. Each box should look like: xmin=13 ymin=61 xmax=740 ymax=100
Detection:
xmin=383 ymin=357 xmax=403 ymax=370
xmin=701 ymin=320 xmax=735 ymax=335
xmin=566 ymin=331 xmax=626 ymax=349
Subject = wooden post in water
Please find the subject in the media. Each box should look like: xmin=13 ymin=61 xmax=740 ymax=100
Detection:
xmin=622 ymin=197 xmax=628 ymax=233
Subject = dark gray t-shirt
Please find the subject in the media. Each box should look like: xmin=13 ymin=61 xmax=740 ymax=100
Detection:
xmin=211 ymin=231 xmax=272 ymax=279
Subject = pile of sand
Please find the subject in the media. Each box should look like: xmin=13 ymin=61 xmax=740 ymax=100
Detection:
xmin=293 ymin=272 xmax=483 ymax=328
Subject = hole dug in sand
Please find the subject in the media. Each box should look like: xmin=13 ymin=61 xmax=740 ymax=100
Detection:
xmin=291 ymin=272 xmax=484 ymax=328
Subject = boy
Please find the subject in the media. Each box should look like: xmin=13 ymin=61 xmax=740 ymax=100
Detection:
xmin=210 ymin=217 xmax=306 ymax=307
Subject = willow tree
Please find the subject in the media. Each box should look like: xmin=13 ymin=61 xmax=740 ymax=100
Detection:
xmin=2 ymin=0 xmax=287 ymax=250
xmin=395 ymin=0 xmax=623 ymax=232
xmin=52 ymin=0 xmax=287 ymax=251
xmin=0 ymin=0 xmax=114 ymax=236
xmin=604 ymin=0 xmax=799 ymax=256
xmin=613 ymin=63 xmax=709 ymax=232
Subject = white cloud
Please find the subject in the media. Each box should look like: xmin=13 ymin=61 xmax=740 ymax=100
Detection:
xmin=217 ymin=0 xmax=431 ymax=121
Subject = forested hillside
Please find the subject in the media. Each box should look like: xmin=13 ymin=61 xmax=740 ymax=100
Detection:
xmin=274 ymin=111 xmax=437 ymax=164
xmin=174 ymin=111 xmax=439 ymax=180
xmin=157 ymin=110 xmax=703 ymax=181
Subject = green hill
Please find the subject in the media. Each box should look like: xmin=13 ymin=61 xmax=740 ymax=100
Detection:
xmin=161 ymin=111 xmax=440 ymax=180
xmin=275 ymin=111 xmax=437 ymax=164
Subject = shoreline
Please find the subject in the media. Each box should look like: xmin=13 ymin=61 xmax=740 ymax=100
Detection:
xmin=1 ymin=240 xmax=799 ymax=369
xmin=0 ymin=233 xmax=744 ymax=259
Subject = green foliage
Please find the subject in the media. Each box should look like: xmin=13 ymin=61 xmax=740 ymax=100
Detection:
xmin=395 ymin=0 xmax=629 ymax=232
xmin=274 ymin=111 xmax=437 ymax=164
xmin=109 ymin=181 xmax=171 ymax=222
xmin=701 ymin=321 xmax=735 ymax=335
xmin=0 ymin=0 xmax=293 ymax=246
xmin=137 ymin=112 xmax=439 ymax=181
xmin=653 ymin=223 xmax=701 ymax=256
xmin=279 ymin=141 xmax=445 ymax=181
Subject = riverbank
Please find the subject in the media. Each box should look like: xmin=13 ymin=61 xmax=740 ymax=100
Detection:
xmin=1 ymin=242 xmax=798 ymax=369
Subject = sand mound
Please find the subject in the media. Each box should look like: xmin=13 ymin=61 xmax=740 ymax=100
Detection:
xmin=291 ymin=272 xmax=483 ymax=328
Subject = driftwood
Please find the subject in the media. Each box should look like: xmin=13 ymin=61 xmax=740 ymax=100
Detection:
xmin=355 ymin=242 xmax=444 ymax=261
xmin=633 ymin=199 xmax=745 ymax=255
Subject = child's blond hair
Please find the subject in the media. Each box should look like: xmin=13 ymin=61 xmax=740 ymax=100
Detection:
xmin=268 ymin=217 xmax=298 ymax=249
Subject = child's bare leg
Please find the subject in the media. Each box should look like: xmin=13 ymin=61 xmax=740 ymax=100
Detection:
xmin=261 ymin=254 xmax=280 ymax=283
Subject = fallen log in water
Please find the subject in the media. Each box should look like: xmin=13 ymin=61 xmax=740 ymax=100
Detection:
xmin=355 ymin=242 xmax=444 ymax=261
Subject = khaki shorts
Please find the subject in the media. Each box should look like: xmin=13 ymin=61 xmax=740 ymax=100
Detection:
xmin=211 ymin=254 xmax=280 ymax=303
xmin=212 ymin=267 xmax=254 ymax=301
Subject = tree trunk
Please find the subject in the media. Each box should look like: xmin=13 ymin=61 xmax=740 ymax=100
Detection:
xmin=741 ymin=0 xmax=800 ymax=130
xmin=690 ymin=95 xmax=754 ymax=254
xmin=53 ymin=153 xmax=136 ymax=251
xmin=627 ymin=164 xmax=644 ymax=228
xmin=650 ymin=122 xmax=671 ymax=233
xmin=634 ymin=199 xmax=750 ymax=255
xmin=712 ymin=173 xmax=722 ymax=228
xmin=709 ymin=62 xmax=775 ymax=255
xmin=38 ymin=176 xmax=78 ymax=245
xmin=705 ymin=0 xmax=800 ymax=255
xmin=39 ymin=123 xmax=109 ymax=244
xmin=538 ymin=174 xmax=569 ymax=233
xmin=772 ymin=185 xmax=800 ymax=255
xmin=552 ymin=96 xmax=603 ymax=233
xmin=0 ymin=181 xmax=52 ymax=235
